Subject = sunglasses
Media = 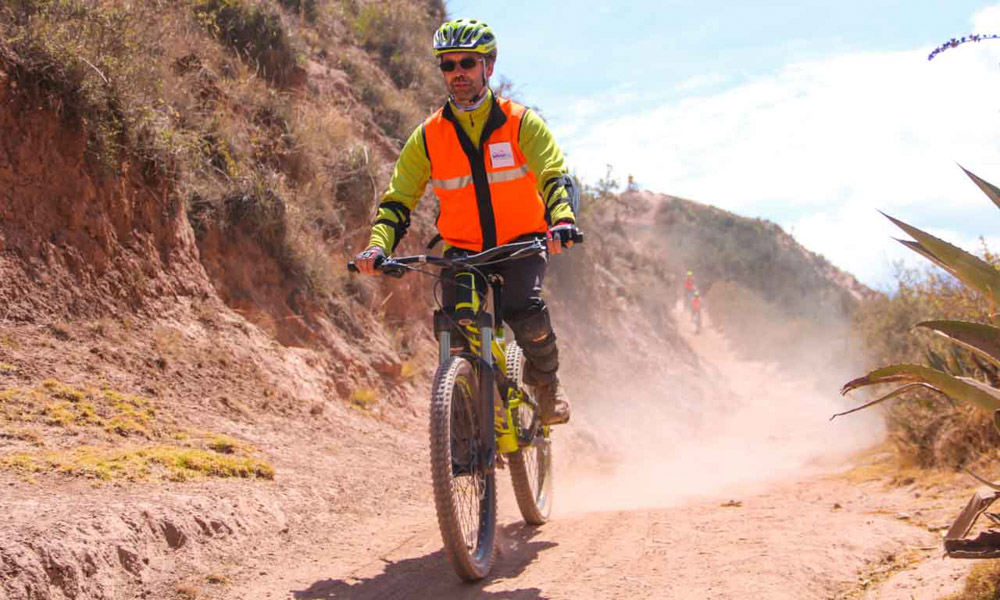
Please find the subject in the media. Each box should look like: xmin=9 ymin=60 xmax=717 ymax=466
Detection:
xmin=438 ymin=57 xmax=481 ymax=72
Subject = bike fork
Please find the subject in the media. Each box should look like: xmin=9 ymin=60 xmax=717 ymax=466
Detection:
xmin=437 ymin=317 xmax=496 ymax=473
xmin=438 ymin=330 xmax=451 ymax=364
xmin=477 ymin=314 xmax=496 ymax=472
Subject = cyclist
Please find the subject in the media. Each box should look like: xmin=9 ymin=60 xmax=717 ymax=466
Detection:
xmin=683 ymin=270 xmax=696 ymax=312
xmin=353 ymin=18 xmax=578 ymax=425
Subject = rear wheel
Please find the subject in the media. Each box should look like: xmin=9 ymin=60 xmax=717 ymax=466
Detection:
xmin=504 ymin=343 xmax=553 ymax=525
xmin=429 ymin=355 xmax=498 ymax=581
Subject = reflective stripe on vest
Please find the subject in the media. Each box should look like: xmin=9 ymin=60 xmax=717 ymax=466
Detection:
xmin=430 ymin=164 xmax=530 ymax=190
xmin=423 ymin=97 xmax=547 ymax=252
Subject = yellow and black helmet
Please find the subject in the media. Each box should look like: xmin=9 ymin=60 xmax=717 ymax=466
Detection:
xmin=433 ymin=18 xmax=497 ymax=57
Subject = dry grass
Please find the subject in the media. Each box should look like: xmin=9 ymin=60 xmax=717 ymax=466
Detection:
xmin=175 ymin=585 xmax=202 ymax=600
xmin=1 ymin=380 xmax=157 ymax=437
xmin=1 ymin=444 xmax=274 ymax=481
xmin=944 ymin=560 xmax=1000 ymax=600
xmin=0 ymin=0 xmax=184 ymax=177
xmin=207 ymin=434 xmax=241 ymax=454
xmin=841 ymin=548 xmax=933 ymax=599
xmin=191 ymin=0 xmax=301 ymax=86
xmin=349 ymin=387 xmax=378 ymax=411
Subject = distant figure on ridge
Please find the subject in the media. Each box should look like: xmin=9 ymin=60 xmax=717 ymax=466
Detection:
xmin=691 ymin=290 xmax=702 ymax=334
xmin=684 ymin=270 xmax=696 ymax=313
xmin=353 ymin=18 xmax=580 ymax=425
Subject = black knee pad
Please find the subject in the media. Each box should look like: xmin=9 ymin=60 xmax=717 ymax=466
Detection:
xmin=507 ymin=304 xmax=559 ymax=383
xmin=506 ymin=302 xmax=552 ymax=343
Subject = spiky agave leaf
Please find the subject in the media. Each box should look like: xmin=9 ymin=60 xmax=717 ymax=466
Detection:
xmin=918 ymin=320 xmax=1000 ymax=368
xmin=895 ymin=238 xmax=957 ymax=276
xmin=831 ymin=382 xmax=942 ymax=420
xmin=961 ymin=166 xmax=1000 ymax=212
xmin=884 ymin=213 xmax=1000 ymax=305
xmin=841 ymin=364 xmax=1000 ymax=415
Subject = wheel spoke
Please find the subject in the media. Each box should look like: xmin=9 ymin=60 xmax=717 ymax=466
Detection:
xmin=452 ymin=379 xmax=486 ymax=552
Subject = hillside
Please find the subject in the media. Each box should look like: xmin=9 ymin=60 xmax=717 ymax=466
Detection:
xmin=614 ymin=191 xmax=875 ymax=387
xmin=651 ymin=192 xmax=871 ymax=315
xmin=0 ymin=2 xmax=876 ymax=599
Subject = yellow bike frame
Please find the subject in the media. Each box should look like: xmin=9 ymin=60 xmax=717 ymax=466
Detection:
xmin=457 ymin=323 xmax=527 ymax=455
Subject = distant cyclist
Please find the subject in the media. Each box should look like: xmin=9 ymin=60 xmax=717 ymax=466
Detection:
xmin=353 ymin=18 xmax=579 ymax=425
xmin=683 ymin=270 xmax=696 ymax=312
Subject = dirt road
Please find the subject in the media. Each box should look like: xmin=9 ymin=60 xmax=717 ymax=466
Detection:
xmin=227 ymin=472 xmax=972 ymax=600
xmin=220 ymin=308 xmax=975 ymax=600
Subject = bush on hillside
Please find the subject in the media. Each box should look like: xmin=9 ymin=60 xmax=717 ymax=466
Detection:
xmin=351 ymin=0 xmax=440 ymax=96
xmin=192 ymin=0 xmax=301 ymax=86
xmin=276 ymin=0 xmax=317 ymax=23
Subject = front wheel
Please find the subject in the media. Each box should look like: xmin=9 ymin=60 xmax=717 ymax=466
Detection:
xmin=504 ymin=343 xmax=554 ymax=525
xmin=429 ymin=355 xmax=498 ymax=581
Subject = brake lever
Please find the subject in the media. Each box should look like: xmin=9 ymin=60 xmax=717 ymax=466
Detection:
xmin=381 ymin=262 xmax=408 ymax=278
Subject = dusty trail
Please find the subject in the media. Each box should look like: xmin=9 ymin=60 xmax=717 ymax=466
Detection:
xmin=228 ymin=308 xmax=971 ymax=600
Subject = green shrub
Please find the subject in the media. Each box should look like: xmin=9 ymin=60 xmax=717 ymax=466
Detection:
xmin=192 ymin=0 xmax=300 ymax=86
xmin=276 ymin=0 xmax=316 ymax=23
xmin=352 ymin=0 xmax=438 ymax=92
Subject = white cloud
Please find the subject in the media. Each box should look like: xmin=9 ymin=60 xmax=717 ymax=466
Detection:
xmin=973 ymin=5 xmax=1000 ymax=31
xmin=674 ymin=73 xmax=731 ymax=93
xmin=555 ymin=6 xmax=1000 ymax=287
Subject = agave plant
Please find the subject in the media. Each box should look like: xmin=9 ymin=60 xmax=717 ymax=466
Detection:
xmin=835 ymin=167 xmax=1000 ymax=557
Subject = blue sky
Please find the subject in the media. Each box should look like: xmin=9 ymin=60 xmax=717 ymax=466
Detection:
xmin=445 ymin=1 xmax=1000 ymax=288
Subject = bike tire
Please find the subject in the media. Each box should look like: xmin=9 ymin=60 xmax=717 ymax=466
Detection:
xmin=429 ymin=355 xmax=498 ymax=581
xmin=504 ymin=343 xmax=554 ymax=525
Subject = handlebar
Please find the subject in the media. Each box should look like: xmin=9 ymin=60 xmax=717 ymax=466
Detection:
xmin=348 ymin=227 xmax=583 ymax=277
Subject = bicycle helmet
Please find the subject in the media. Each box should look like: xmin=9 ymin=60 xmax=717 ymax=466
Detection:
xmin=433 ymin=18 xmax=497 ymax=57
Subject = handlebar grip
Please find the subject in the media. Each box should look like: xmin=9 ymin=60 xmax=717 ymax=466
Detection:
xmin=347 ymin=254 xmax=386 ymax=274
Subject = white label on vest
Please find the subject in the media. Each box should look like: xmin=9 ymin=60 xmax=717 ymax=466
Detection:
xmin=489 ymin=142 xmax=515 ymax=169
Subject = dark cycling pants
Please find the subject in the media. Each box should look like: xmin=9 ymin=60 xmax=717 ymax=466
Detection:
xmin=440 ymin=248 xmax=559 ymax=385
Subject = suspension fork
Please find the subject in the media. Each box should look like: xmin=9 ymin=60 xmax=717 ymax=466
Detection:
xmin=475 ymin=311 xmax=496 ymax=472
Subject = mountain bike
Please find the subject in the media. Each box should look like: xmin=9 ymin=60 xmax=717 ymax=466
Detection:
xmin=348 ymin=233 xmax=581 ymax=581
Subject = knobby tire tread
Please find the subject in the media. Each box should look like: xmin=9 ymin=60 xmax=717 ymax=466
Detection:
xmin=505 ymin=344 xmax=553 ymax=525
xmin=429 ymin=356 xmax=498 ymax=581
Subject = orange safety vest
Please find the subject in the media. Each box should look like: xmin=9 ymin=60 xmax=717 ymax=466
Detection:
xmin=423 ymin=96 xmax=547 ymax=251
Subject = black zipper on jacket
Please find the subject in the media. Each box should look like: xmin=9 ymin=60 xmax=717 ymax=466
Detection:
xmin=442 ymin=97 xmax=507 ymax=250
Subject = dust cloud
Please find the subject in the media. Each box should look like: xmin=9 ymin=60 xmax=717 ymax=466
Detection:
xmin=554 ymin=302 xmax=883 ymax=516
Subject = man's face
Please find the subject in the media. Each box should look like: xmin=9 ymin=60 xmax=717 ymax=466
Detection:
xmin=438 ymin=51 xmax=494 ymax=104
